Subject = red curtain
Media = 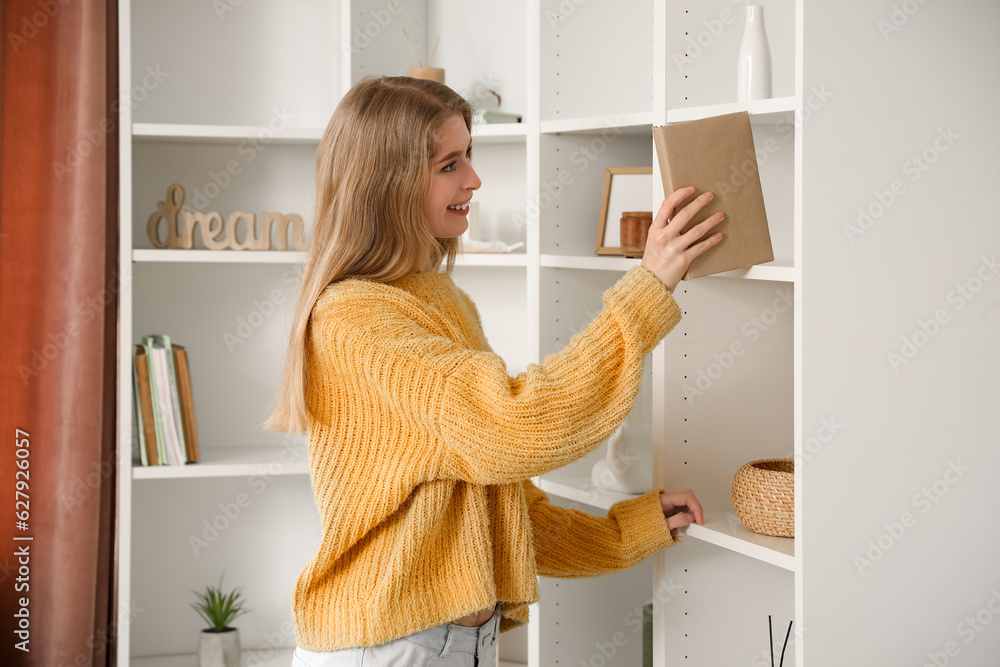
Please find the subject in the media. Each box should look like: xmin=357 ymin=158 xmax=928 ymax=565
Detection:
xmin=0 ymin=1 xmax=120 ymax=665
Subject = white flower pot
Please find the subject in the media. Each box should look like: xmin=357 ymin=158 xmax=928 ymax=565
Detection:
xmin=198 ymin=628 xmax=241 ymax=667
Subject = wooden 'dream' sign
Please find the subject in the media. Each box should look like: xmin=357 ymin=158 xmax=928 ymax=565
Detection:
xmin=147 ymin=183 xmax=308 ymax=251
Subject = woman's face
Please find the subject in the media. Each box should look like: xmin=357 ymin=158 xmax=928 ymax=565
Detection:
xmin=424 ymin=114 xmax=481 ymax=238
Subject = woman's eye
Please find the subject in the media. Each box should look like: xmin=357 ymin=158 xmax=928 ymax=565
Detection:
xmin=443 ymin=161 xmax=457 ymax=172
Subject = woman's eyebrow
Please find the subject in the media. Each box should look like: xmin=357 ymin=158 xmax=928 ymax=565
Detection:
xmin=437 ymin=142 xmax=473 ymax=164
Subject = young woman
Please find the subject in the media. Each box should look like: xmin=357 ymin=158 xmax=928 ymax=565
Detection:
xmin=267 ymin=76 xmax=724 ymax=667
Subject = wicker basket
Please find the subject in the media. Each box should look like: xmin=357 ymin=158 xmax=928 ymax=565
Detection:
xmin=732 ymin=458 xmax=794 ymax=537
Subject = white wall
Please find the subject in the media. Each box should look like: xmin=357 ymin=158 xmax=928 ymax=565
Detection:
xmin=802 ymin=1 xmax=1000 ymax=664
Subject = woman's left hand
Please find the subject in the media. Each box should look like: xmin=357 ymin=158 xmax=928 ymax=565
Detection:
xmin=659 ymin=488 xmax=704 ymax=530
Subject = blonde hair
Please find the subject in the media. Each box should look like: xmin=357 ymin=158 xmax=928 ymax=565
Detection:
xmin=265 ymin=76 xmax=472 ymax=434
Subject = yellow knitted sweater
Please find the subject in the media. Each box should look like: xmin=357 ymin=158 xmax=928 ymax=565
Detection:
xmin=292 ymin=266 xmax=683 ymax=651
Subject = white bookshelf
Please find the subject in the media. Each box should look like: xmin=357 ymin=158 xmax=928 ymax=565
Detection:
xmin=118 ymin=0 xmax=532 ymax=664
xmin=529 ymin=0 xmax=802 ymax=665
xmin=118 ymin=0 xmax=1000 ymax=665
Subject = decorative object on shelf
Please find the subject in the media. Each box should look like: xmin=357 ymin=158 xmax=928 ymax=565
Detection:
xmin=595 ymin=167 xmax=653 ymax=256
xmin=732 ymin=458 xmax=794 ymax=537
xmin=652 ymin=112 xmax=774 ymax=278
xmin=191 ymin=572 xmax=249 ymax=667
xmin=477 ymin=87 xmax=502 ymax=111
xmin=401 ymin=23 xmax=444 ymax=83
xmin=590 ymin=424 xmax=645 ymax=494
xmin=146 ymin=184 xmax=307 ymax=251
xmin=620 ymin=211 xmax=653 ymax=258
xmin=409 ymin=66 xmax=445 ymax=84
xmin=736 ymin=5 xmax=773 ymax=102
xmin=767 ymin=615 xmax=794 ymax=667
xmin=469 ymin=82 xmax=523 ymax=125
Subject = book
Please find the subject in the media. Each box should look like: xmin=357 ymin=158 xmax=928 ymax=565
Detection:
xmin=172 ymin=345 xmax=200 ymax=463
xmin=652 ymin=111 xmax=774 ymax=279
xmin=151 ymin=342 xmax=181 ymax=465
xmin=141 ymin=336 xmax=168 ymax=465
xmin=133 ymin=345 xmax=160 ymax=466
xmin=472 ymin=109 xmax=522 ymax=124
xmin=142 ymin=334 xmax=188 ymax=465
xmin=131 ymin=347 xmax=146 ymax=466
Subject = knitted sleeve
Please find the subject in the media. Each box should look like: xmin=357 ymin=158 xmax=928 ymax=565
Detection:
xmin=436 ymin=266 xmax=680 ymax=483
xmin=523 ymin=479 xmax=679 ymax=577
xmin=312 ymin=266 xmax=681 ymax=485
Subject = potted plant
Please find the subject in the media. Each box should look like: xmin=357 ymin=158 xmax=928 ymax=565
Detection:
xmin=191 ymin=572 xmax=250 ymax=667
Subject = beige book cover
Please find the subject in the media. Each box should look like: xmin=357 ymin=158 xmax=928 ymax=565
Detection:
xmin=172 ymin=345 xmax=200 ymax=464
xmin=652 ymin=111 xmax=774 ymax=279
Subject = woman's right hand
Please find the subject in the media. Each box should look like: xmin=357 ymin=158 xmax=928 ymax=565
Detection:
xmin=640 ymin=186 xmax=725 ymax=293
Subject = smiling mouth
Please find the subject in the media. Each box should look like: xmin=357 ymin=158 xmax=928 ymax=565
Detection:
xmin=447 ymin=202 xmax=471 ymax=211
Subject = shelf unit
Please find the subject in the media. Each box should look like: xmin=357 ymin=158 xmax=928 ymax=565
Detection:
xmin=118 ymin=0 xmax=533 ymax=664
xmin=117 ymin=3 xmax=1000 ymax=665
xmin=117 ymin=0 xmax=806 ymax=665
xmin=529 ymin=0 xmax=800 ymax=665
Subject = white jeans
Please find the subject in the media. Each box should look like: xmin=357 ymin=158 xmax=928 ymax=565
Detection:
xmin=293 ymin=602 xmax=501 ymax=667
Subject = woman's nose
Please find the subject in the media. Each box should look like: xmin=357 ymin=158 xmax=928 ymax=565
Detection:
xmin=466 ymin=165 xmax=482 ymax=191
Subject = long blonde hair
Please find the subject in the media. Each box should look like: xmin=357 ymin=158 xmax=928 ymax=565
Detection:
xmin=265 ymin=76 xmax=472 ymax=434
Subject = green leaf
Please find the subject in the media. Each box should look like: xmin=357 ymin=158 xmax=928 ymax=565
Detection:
xmin=190 ymin=572 xmax=250 ymax=632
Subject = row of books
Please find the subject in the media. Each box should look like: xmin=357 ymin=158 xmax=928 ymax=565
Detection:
xmin=132 ymin=334 xmax=200 ymax=466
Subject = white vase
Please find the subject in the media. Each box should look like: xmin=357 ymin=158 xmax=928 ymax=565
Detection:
xmin=591 ymin=426 xmax=646 ymax=494
xmin=198 ymin=628 xmax=240 ymax=667
xmin=736 ymin=5 xmax=773 ymax=102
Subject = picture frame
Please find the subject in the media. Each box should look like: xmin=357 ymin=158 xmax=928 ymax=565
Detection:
xmin=595 ymin=166 xmax=653 ymax=256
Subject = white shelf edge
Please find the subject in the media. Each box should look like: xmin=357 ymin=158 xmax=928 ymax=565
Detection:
xmin=133 ymin=249 xmax=306 ymax=264
xmin=540 ymin=111 xmax=653 ymax=135
xmin=133 ymin=249 xmax=529 ymax=267
xmin=132 ymin=445 xmax=309 ymax=480
xmin=453 ymin=252 xmax=529 ymax=267
xmin=680 ymin=511 xmax=796 ymax=571
xmin=133 ymin=647 xmax=295 ymax=667
xmin=699 ymin=259 xmax=797 ymax=282
xmin=538 ymin=473 xmax=643 ymax=511
xmin=540 ymin=254 xmax=642 ymax=272
xmin=133 ymin=122 xmax=526 ymax=145
xmin=472 ymin=123 xmax=528 ymax=143
xmin=540 ymin=254 xmax=795 ymax=282
xmin=665 ymin=96 xmax=798 ymax=125
xmin=132 ymin=122 xmax=324 ymax=144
